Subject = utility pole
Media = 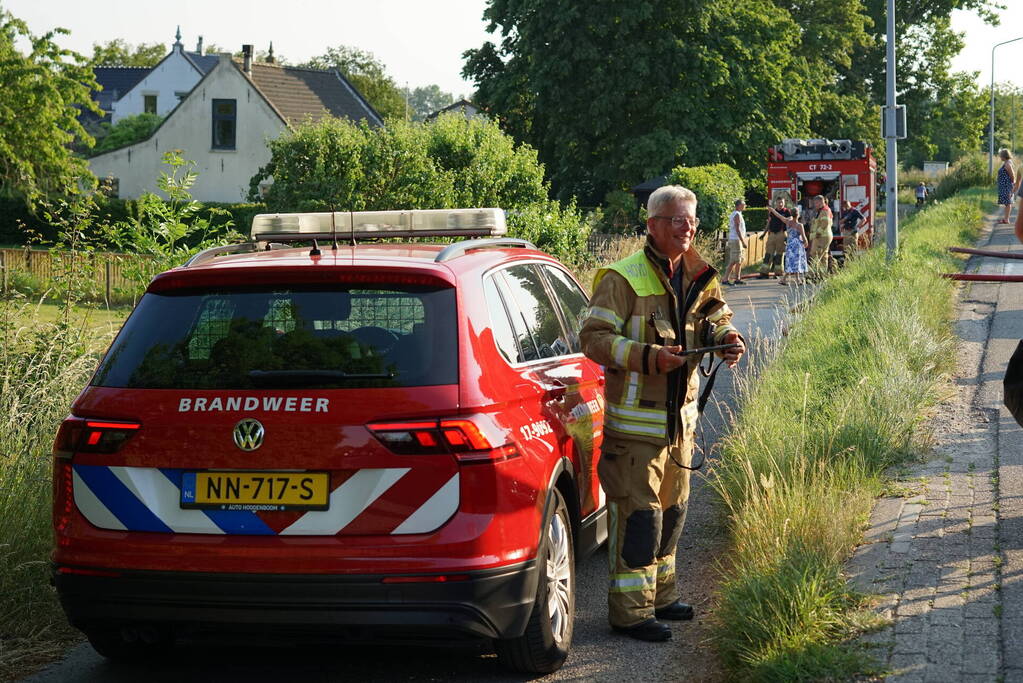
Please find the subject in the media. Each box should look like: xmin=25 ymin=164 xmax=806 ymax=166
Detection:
xmin=989 ymin=37 xmax=1023 ymax=175
xmin=884 ymin=0 xmax=899 ymax=261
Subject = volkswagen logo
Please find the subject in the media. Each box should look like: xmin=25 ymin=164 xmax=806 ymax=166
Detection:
xmin=233 ymin=419 xmax=264 ymax=451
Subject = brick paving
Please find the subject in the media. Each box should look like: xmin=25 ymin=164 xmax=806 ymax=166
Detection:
xmin=849 ymin=215 xmax=1023 ymax=682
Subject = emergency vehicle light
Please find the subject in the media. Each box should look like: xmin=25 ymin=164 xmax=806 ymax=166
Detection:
xmin=250 ymin=208 xmax=506 ymax=242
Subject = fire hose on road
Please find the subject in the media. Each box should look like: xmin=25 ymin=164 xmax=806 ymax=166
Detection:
xmin=942 ymin=247 xmax=1023 ymax=282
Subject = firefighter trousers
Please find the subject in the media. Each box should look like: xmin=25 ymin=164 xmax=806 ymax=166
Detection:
xmin=760 ymin=231 xmax=786 ymax=275
xmin=598 ymin=434 xmax=692 ymax=627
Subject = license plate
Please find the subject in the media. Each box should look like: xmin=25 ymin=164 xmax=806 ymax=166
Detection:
xmin=180 ymin=471 xmax=330 ymax=511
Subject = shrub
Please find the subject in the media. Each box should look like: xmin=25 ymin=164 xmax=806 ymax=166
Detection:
xmin=667 ymin=163 xmax=744 ymax=234
xmin=91 ymin=112 xmax=163 ymax=155
xmin=250 ymin=114 xmax=549 ymax=213
xmin=506 ymin=200 xmax=592 ymax=269
xmin=743 ymin=207 xmax=769 ymax=232
xmin=931 ymin=153 xmax=989 ymax=201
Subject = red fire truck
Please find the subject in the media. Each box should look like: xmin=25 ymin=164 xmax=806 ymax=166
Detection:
xmin=767 ymin=138 xmax=877 ymax=258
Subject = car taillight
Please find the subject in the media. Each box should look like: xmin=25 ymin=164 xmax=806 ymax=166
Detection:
xmin=367 ymin=417 xmax=520 ymax=463
xmin=53 ymin=416 xmax=140 ymax=458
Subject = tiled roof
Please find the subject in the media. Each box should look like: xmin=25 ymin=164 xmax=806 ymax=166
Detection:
xmin=245 ymin=62 xmax=382 ymax=127
xmin=92 ymin=66 xmax=151 ymax=106
xmin=183 ymin=51 xmax=219 ymax=74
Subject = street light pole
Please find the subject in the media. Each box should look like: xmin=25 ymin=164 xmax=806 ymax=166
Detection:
xmin=989 ymin=37 xmax=1023 ymax=175
xmin=885 ymin=0 xmax=899 ymax=261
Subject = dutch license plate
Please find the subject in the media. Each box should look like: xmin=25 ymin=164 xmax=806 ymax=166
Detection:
xmin=180 ymin=471 xmax=330 ymax=511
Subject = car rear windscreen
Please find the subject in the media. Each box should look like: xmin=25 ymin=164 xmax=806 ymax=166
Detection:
xmin=92 ymin=285 xmax=457 ymax=389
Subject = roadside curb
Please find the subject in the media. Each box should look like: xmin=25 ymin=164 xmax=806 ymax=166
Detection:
xmin=849 ymin=210 xmax=1022 ymax=681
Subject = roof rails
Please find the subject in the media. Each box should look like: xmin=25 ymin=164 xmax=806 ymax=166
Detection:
xmin=182 ymin=243 xmax=259 ymax=268
xmin=434 ymin=238 xmax=535 ymax=263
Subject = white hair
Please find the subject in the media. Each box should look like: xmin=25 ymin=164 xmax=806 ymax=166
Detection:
xmin=648 ymin=185 xmax=697 ymax=216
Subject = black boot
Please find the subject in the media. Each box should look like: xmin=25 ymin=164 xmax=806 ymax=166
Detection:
xmin=654 ymin=600 xmax=694 ymax=621
xmin=611 ymin=618 xmax=672 ymax=642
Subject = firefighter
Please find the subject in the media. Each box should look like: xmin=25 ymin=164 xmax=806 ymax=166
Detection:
xmin=580 ymin=185 xmax=745 ymax=642
xmin=759 ymin=195 xmax=791 ymax=278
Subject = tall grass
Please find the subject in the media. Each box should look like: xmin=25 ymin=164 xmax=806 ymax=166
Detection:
xmin=710 ymin=189 xmax=987 ymax=680
xmin=0 ymin=299 xmax=111 ymax=678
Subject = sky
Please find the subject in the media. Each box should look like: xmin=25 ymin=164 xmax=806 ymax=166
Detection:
xmin=3 ymin=0 xmax=1020 ymax=97
xmin=3 ymin=0 xmax=494 ymax=97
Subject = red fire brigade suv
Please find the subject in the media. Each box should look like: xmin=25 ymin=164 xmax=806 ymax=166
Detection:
xmin=51 ymin=208 xmax=607 ymax=674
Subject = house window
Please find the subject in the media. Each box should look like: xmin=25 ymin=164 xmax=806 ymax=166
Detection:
xmin=212 ymin=99 xmax=236 ymax=150
xmin=144 ymin=95 xmax=157 ymax=115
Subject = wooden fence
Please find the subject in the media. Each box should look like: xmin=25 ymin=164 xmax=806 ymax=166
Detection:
xmin=0 ymin=248 xmax=141 ymax=304
xmin=587 ymin=231 xmax=767 ymax=269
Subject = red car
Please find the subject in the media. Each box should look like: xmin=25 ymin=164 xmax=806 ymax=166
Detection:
xmin=51 ymin=209 xmax=607 ymax=673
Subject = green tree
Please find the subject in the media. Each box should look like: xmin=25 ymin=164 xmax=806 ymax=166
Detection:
xmin=464 ymin=0 xmax=816 ymax=204
xmin=0 ymin=9 xmax=100 ymax=205
xmin=991 ymin=82 xmax=1023 ymax=155
xmin=89 ymin=38 xmax=166 ymax=67
xmin=248 ymin=114 xmax=588 ymax=263
xmin=250 ymin=114 xmax=548 ymax=212
xmin=92 ymin=112 xmax=163 ymax=154
xmin=403 ymin=84 xmax=458 ymax=121
xmin=300 ymin=46 xmax=405 ymax=120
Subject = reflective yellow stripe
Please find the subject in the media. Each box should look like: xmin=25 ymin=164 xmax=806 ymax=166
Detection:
xmin=612 ymin=337 xmax=632 ymax=367
xmin=607 ymin=403 xmax=666 ymax=424
xmin=657 ymin=557 xmax=675 ymax=577
xmin=707 ymin=307 xmax=729 ymax=323
xmin=605 ymin=417 xmax=666 ymax=437
xmin=587 ymin=306 xmax=624 ymax=330
xmin=607 ymin=503 xmax=620 ymax=574
xmin=609 ymin=571 xmax=657 ymax=593
xmin=712 ymin=324 xmax=738 ymax=343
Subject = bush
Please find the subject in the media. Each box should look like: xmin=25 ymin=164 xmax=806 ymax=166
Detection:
xmin=251 ymin=114 xmax=549 ymax=213
xmin=506 ymin=200 xmax=592 ymax=269
xmin=667 ymin=163 xmax=744 ymax=234
xmin=91 ymin=113 xmax=163 ymax=155
xmin=598 ymin=189 xmax=644 ymax=235
xmin=743 ymin=207 xmax=769 ymax=232
xmin=0 ymin=195 xmax=262 ymax=248
xmin=931 ymin=153 xmax=989 ymax=201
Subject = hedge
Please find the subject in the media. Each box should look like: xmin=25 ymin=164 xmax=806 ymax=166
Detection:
xmin=667 ymin=163 xmax=745 ymax=234
xmin=0 ymin=196 xmax=265 ymax=247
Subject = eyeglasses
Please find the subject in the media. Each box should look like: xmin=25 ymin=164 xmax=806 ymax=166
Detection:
xmin=651 ymin=215 xmax=700 ymax=228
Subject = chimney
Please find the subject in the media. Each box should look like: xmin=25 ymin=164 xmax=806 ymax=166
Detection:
xmin=242 ymin=44 xmax=253 ymax=74
xmin=196 ymin=35 xmax=204 ymax=55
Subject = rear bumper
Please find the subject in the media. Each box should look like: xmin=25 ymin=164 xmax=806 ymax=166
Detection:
xmin=54 ymin=561 xmax=537 ymax=642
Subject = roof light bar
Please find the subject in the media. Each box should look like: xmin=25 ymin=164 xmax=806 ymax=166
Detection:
xmin=250 ymin=208 xmax=506 ymax=242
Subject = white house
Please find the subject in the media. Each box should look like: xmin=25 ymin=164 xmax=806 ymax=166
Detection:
xmin=89 ymin=47 xmax=382 ymax=203
xmin=110 ymin=29 xmax=218 ymax=123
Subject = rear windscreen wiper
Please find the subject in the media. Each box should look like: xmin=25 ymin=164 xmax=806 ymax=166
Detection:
xmin=247 ymin=369 xmax=394 ymax=386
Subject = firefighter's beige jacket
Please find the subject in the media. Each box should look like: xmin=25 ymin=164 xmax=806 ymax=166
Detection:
xmin=580 ymin=238 xmax=738 ymax=446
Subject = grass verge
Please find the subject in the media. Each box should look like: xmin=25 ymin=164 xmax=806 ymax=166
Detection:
xmin=709 ymin=188 xmax=987 ymax=680
xmin=0 ymin=299 xmax=124 ymax=680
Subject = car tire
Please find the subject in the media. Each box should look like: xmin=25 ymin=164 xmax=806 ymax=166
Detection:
xmin=85 ymin=627 xmax=174 ymax=661
xmin=495 ymin=488 xmax=575 ymax=674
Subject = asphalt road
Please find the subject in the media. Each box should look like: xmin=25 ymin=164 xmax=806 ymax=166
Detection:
xmin=24 ymin=275 xmax=794 ymax=683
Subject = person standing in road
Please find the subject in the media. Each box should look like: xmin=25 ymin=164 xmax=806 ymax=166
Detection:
xmin=769 ymin=205 xmax=808 ymax=286
xmin=838 ymin=200 xmax=867 ymax=262
xmin=580 ymin=185 xmax=745 ymax=642
xmin=807 ymin=195 xmax=833 ymax=277
xmin=915 ymin=182 xmax=928 ymax=207
xmin=759 ymin=196 xmax=790 ymax=279
xmin=723 ymin=198 xmax=748 ymax=286
xmin=998 ymin=149 xmax=1016 ymax=225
